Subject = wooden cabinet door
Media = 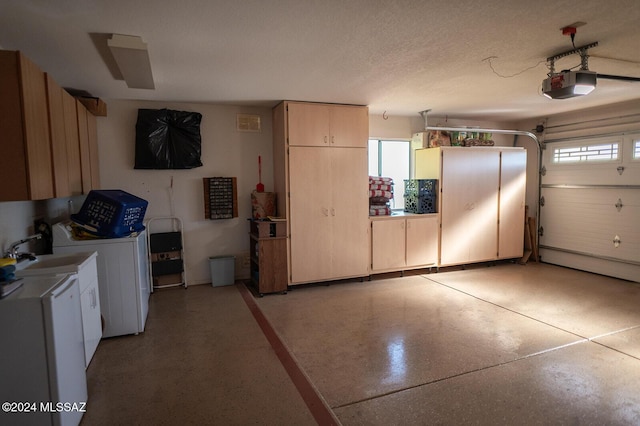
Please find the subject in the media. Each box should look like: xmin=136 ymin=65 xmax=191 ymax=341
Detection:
xmin=329 ymin=105 xmax=368 ymax=148
xmin=440 ymin=149 xmax=500 ymax=265
xmin=0 ymin=51 xmax=53 ymax=201
xmin=62 ymin=91 xmax=83 ymax=195
xmin=288 ymin=146 xmax=368 ymax=283
xmin=86 ymin=111 xmax=101 ymax=189
xmin=288 ymin=147 xmax=333 ymax=283
xmin=287 ymin=102 xmax=331 ymax=146
xmin=330 ymin=147 xmax=369 ymax=278
xmin=406 ymin=216 xmax=438 ymax=267
xmin=45 ymin=73 xmax=71 ymax=198
xmin=77 ymin=101 xmax=96 ymax=193
xmin=371 ymin=219 xmax=406 ymax=271
xmin=498 ymin=149 xmax=526 ymax=259
xmin=19 ymin=52 xmax=53 ymax=200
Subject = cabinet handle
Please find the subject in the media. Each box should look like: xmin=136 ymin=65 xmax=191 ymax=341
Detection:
xmin=331 ymin=136 xmax=335 ymax=144
xmin=321 ymin=207 xmax=329 ymax=216
xmin=331 ymin=208 xmax=336 ymax=216
xmin=324 ymin=136 xmax=328 ymax=144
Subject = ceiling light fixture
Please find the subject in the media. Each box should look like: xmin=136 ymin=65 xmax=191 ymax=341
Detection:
xmin=107 ymin=34 xmax=155 ymax=90
xmin=542 ymin=42 xmax=597 ymax=99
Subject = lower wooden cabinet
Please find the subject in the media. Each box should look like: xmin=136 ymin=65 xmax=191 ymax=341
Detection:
xmin=370 ymin=214 xmax=439 ymax=273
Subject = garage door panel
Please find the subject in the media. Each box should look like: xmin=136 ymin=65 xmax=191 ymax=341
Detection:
xmin=540 ymin=188 xmax=640 ymax=262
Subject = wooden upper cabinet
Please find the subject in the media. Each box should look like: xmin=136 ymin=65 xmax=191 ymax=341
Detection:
xmin=0 ymin=50 xmax=54 ymax=201
xmin=288 ymin=102 xmax=330 ymax=146
xmin=287 ymin=102 xmax=368 ymax=148
xmin=328 ymin=104 xmax=368 ymax=147
xmin=0 ymin=50 xmax=102 ymax=201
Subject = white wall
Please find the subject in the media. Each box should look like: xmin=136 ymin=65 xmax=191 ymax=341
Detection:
xmin=0 ymin=201 xmax=42 ymax=254
xmin=98 ymin=100 xmax=273 ymax=285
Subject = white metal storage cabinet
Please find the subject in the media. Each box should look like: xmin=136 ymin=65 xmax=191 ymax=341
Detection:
xmin=415 ymin=146 xmax=526 ymax=267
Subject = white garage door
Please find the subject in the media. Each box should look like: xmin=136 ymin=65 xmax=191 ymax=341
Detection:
xmin=539 ymin=131 xmax=640 ymax=283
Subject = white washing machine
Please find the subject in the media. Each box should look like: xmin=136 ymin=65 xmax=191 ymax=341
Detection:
xmin=52 ymin=222 xmax=150 ymax=338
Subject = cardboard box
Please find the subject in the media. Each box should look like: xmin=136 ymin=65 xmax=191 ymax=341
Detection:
xmin=76 ymin=96 xmax=107 ymax=116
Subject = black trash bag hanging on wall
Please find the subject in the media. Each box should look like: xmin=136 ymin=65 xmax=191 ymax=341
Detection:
xmin=135 ymin=108 xmax=203 ymax=169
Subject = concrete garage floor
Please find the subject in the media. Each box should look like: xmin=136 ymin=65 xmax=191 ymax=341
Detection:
xmin=82 ymin=262 xmax=640 ymax=425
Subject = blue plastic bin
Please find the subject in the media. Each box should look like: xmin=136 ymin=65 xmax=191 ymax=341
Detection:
xmin=71 ymin=190 xmax=148 ymax=238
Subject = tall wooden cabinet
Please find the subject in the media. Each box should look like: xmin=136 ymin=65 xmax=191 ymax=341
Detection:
xmin=273 ymin=101 xmax=370 ymax=285
xmin=416 ymin=147 xmax=526 ymax=267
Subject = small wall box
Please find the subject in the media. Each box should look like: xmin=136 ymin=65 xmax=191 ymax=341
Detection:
xmin=250 ymin=220 xmax=286 ymax=238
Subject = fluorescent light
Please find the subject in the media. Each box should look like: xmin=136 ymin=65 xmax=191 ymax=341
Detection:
xmin=573 ymin=84 xmax=595 ymax=95
xmin=107 ymin=34 xmax=155 ymax=89
xmin=542 ymin=70 xmax=596 ymax=99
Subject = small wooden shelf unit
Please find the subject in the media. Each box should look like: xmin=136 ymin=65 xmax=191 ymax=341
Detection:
xmin=249 ymin=220 xmax=288 ymax=296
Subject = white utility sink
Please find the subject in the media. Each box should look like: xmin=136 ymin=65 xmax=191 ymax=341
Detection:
xmin=16 ymin=252 xmax=97 ymax=276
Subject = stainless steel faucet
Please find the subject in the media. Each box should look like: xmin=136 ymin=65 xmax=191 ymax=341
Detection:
xmin=4 ymin=234 xmax=42 ymax=259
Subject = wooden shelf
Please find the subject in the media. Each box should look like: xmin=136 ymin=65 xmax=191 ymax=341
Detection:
xmin=249 ymin=221 xmax=288 ymax=296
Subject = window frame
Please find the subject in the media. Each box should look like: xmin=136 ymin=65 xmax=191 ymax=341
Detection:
xmin=368 ymin=138 xmax=411 ymax=211
xmin=545 ymin=136 xmax=624 ymax=170
xmin=551 ymin=141 xmax=620 ymax=164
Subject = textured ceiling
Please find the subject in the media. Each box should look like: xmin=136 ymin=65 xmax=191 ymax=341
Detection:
xmin=1 ymin=0 xmax=639 ymax=121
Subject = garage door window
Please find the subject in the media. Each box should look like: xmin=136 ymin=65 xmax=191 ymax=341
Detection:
xmin=552 ymin=142 xmax=619 ymax=163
